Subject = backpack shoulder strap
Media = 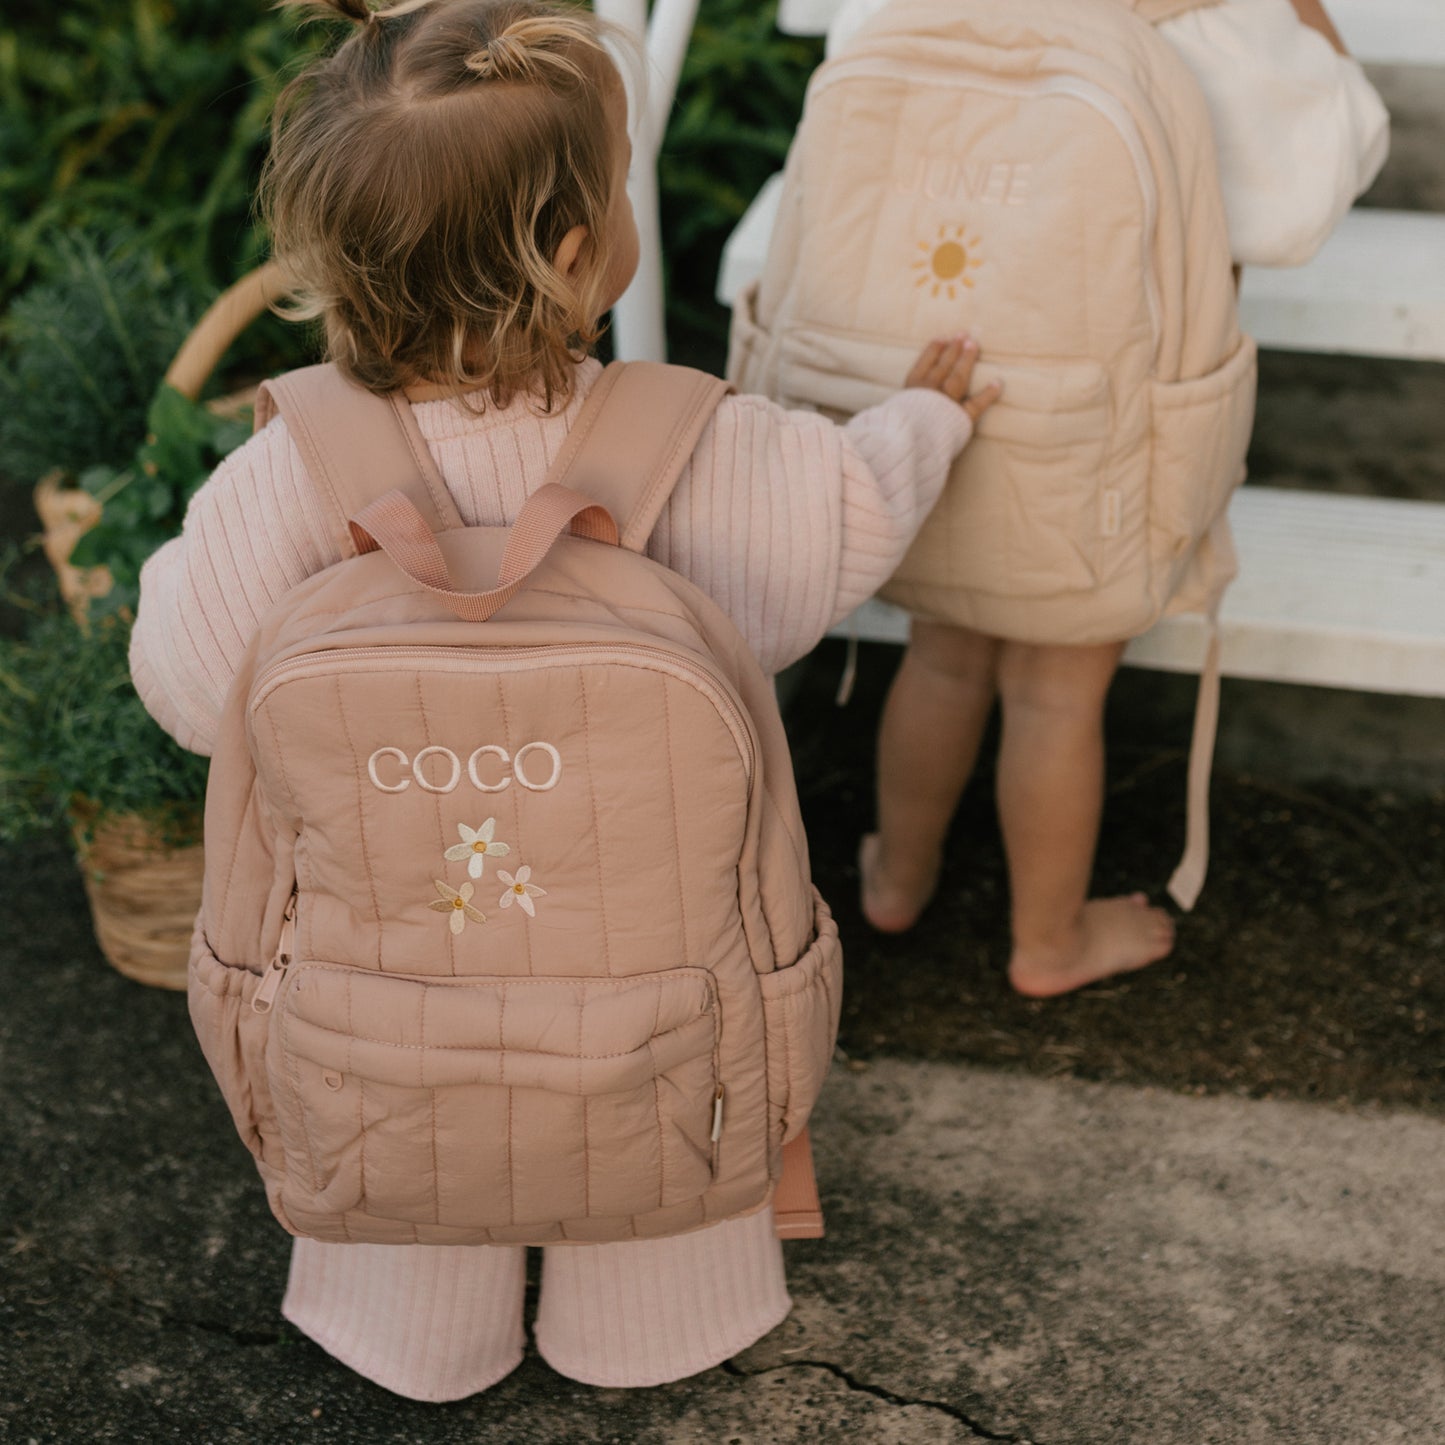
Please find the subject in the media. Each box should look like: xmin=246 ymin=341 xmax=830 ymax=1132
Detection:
xmin=254 ymin=362 xmax=464 ymax=558
xmin=542 ymin=361 xmax=731 ymax=553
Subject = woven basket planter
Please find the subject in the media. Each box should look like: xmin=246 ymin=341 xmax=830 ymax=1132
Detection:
xmin=31 ymin=262 xmax=285 ymax=619
xmin=32 ymin=472 xmax=114 ymax=620
xmin=72 ymin=805 xmax=204 ymax=991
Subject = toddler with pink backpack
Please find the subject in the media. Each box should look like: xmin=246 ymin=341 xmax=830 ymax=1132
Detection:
xmin=130 ymin=0 xmax=998 ymax=1400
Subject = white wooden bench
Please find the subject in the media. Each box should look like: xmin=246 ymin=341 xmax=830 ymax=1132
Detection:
xmin=700 ymin=0 xmax=1445 ymax=700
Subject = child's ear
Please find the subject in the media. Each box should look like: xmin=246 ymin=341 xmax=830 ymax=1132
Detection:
xmin=553 ymin=224 xmax=589 ymax=279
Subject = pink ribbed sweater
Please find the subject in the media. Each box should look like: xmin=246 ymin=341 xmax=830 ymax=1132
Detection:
xmin=130 ymin=357 xmax=971 ymax=750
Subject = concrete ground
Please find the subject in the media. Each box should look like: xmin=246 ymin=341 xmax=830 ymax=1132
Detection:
xmin=4 ymin=891 xmax=1445 ymax=1445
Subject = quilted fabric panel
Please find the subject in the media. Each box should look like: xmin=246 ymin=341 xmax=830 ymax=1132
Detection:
xmin=250 ymin=648 xmax=752 ymax=978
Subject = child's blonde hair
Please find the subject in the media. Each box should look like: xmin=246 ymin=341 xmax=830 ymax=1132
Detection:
xmin=263 ymin=0 xmax=623 ymax=407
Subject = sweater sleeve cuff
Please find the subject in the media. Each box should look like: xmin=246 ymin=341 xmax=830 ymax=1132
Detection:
xmin=867 ymin=387 xmax=975 ymax=457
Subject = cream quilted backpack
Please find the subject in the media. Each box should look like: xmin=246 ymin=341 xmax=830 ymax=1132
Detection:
xmin=189 ymin=361 xmax=840 ymax=1245
xmin=729 ymin=0 xmax=1259 ymax=906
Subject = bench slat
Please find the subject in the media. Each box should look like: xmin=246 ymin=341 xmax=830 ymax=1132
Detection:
xmin=778 ymin=0 xmax=1445 ymax=65
xmin=1238 ymin=210 xmax=1445 ymax=363
xmin=1329 ymin=0 xmax=1445 ymax=67
xmin=833 ymin=489 xmax=1445 ymax=698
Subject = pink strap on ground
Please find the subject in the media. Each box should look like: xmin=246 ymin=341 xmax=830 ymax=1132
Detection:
xmin=1167 ymin=616 xmax=1222 ymax=911
xmin=350 ymin=484 xmax=618 ymax=622
xmin=772 ymin=1127 xmax=825 ymax=1240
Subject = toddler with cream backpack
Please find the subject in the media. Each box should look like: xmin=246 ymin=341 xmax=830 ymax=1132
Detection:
xmin=732 ymin=0 xmax=1367 ymax=994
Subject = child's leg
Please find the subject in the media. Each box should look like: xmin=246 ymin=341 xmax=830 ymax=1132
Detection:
xmin=862 ymin=620 xmax=1000 ymax=931
xmin=282 ymin=1239 xmax=526 ymax=1401
xmin=534 ymin=1208 xmax=789 ymax=1387
xmin=995 ymin=639 xmax=1174 ymax=996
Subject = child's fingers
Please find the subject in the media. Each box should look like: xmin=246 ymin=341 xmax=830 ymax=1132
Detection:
xmin=905 ymin=335 xmax=1002 ymax=422
xmin=934 ymin=337 xmax=981 ymax=402
xmin=963 ymin=380 xmax=1003 ymax=422
xmin=904 ymin=338 xmax=959 ymax=390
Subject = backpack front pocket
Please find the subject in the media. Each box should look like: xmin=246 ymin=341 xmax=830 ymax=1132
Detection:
xmin=267 ymin=964 xmax=720 ymax=1235
xmin=780 ymin=323 xmax=1116 ymax=604
xmin=930 ymin=357 xmax=1114 ymax=599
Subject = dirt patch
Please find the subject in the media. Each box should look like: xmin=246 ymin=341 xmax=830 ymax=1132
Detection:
xmin=788 ymin=640 xmax=1445 ymax=1113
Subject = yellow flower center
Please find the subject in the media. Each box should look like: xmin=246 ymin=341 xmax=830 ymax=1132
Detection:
xmin=452 ymin=897 xmax=465 ymax=910
xmin=473 ymin=840 xmax=486 ymax=852
xmin=513 ymin=883 xmax=526 ymax=894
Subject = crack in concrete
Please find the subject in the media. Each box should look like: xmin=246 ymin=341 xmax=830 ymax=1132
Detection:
xmin=150 ymin=1307 xmax=286 ymax=1349
xmin=63 ymin=1255 xmax=286 ymax=1350
xmin=722 ymin=1359 xmax=1038 ymax=1442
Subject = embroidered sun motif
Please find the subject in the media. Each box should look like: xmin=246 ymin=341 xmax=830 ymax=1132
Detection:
xmin=444 ymin=819 xmax=511 ymax=879
xmin=911 ymin=224 xmax=984 ymax=298
xmin=497 ymin=866 xmax=547 ymax=918
xmin=429 ymin=879 xmax=486 ymax=935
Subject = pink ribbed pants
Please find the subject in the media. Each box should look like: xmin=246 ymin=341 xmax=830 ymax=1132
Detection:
xmin=281 ymin=1207 xmax=790 ymax=1401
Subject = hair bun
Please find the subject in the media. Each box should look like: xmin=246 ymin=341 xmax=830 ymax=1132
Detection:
xmin=467 ymin=32 xmax=529 ymax=79
xmin=463 ymin=16 xmax=589 ymax=84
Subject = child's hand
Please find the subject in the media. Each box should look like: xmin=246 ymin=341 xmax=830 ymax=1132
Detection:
xmin=906 ymin=336 xmax=1002 ymax=423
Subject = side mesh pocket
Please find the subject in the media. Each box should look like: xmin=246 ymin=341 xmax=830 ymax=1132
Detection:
xmin=1148 ymin=336 xmax=1258 ymax=592
xmin=759 ymin=891 xmax=843 ymax=1146
xmin=188 ymin=930 xmax=274 ymax=1165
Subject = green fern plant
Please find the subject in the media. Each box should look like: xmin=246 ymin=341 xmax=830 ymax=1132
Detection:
xmin=658 ymin=0 xmax=822 ymax=362
xmin=0 ymin=0 xmax=329 ymax=306
xmin=0 ymin=232 xmax=197 ymax=485
xmin=0 ymin=565 xmax=208 ymax=845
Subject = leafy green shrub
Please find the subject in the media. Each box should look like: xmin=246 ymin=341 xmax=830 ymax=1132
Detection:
xmin=0 ymin=573 xmax=208 ymax=845
xmin=0 ymin=233 xmax=198 ymax=485
xmin=71 ymin=384 xmax=253 ymax=616
xmin=658 ymin=0 xmax=821 ymax=363
xmin=0 ymin=0 xmax=328 ymax=306
xmin=2 ymin=0 xmax=816 ymax=370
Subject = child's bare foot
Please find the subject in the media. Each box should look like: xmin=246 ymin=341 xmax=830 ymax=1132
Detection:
xmin=858 ymin=833 xmax=941 ymax=933
xmin=1007 ymin=893 xmax=1174 ymax=998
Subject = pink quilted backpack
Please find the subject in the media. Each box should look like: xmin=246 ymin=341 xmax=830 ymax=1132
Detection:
xmin=188 ymin=360 xmax=841 ymax=1246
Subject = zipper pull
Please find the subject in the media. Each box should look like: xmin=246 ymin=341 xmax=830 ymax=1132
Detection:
xmin=711 ymin=1084 xmax=725 ymax=1143
xmin=252 ymin=895 xmax=297 ymax=1015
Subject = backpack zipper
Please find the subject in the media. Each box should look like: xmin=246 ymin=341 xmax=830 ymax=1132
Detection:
xmin=252 ymin=891 xmax=297 ymax=1014
xmin=250 ymin=643 xmax=756 ymax=780
xmin=808 ymin=56 xmax=1163 ymax=358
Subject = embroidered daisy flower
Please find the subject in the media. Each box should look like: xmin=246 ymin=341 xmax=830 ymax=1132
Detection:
xmin=429 ymin=879 xmax=485 ymax=935
xmin=497 ymin=866 xmax=547 ymax=918
xmin=444 ymin=819 xmax=511 ymax=879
